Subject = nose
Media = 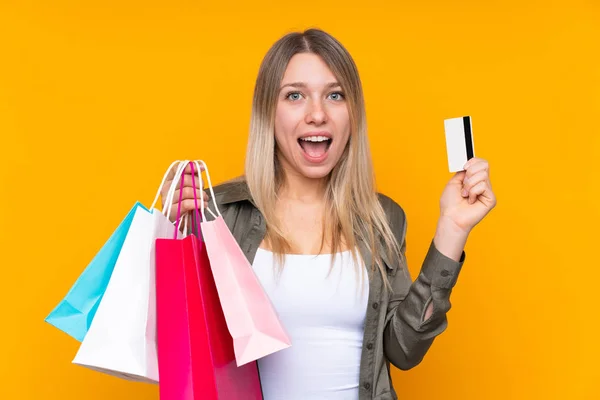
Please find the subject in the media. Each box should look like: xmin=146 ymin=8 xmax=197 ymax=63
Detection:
xmin=305 ymin=98 xmax=327 ymax=125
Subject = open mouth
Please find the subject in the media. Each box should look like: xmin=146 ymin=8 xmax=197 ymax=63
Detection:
xmin=298 ymin=136 xmax=333 ymax=159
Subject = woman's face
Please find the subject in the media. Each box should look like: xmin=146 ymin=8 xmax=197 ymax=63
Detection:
xmin=274 ymin=53 xmax=351 ymax=180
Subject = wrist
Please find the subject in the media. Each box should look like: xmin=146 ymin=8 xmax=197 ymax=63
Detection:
xmin=437 ymin=215 xmax=472 ymax=237
xmin=434 ymin=216 xmax=469 ymax=262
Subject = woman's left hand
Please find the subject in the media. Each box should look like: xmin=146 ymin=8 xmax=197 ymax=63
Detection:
xmin=439 ymin=157 xmax=497 ymax=234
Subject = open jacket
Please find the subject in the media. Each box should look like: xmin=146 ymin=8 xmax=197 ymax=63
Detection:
xmin=209 ymin=180 xmax=466 ymax=400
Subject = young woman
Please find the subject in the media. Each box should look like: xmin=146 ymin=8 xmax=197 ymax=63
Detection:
xmin=161 ymin=28 xmax=496 ymax=400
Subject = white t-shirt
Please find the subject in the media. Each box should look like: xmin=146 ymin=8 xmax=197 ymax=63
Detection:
xmin=251 ymin=248 xmax=370 ymax=400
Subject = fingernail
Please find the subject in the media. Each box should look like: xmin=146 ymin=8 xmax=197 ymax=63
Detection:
xmin=462 ymin=189 xmax=468 ymax=197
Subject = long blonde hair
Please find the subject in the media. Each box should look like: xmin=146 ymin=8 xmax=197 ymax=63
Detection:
xmin=245 ymin=28 xmax=403 ymax=290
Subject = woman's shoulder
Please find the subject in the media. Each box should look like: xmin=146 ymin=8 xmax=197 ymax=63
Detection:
xmin=376 ymin=192 xmax=407 ymax=230
xmin=210 ymin=176 xmax=252 ymax=206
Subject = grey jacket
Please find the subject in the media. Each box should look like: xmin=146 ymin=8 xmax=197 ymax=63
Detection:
xmin=210 ymin=180 xmax=466 ymax=400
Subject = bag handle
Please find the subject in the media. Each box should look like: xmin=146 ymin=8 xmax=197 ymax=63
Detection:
xmin=195 ymin=160 xmax=221 ymax=221
xmin=149 ymin=160 xmax=182 ymax=211
xmin=173 ymin=162 xmax=203 ymax=238
xmin=174 ymin=161 xmax=219 ymax=238
xmin=167 ymin=160 xmax=222 ymax=239
xmin=191 ymin=161 xmax=217 ymax=220
xmin=182 ymin=211 xmax=189 ymax=236
xmin=164 ymin=160 xmax=191 ymax=226
xmin=173 ymin=169 xmax=186 ymax=239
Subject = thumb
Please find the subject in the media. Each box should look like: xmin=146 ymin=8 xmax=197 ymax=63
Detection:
xmin=450 ymin=170 xmax=467 ymax=184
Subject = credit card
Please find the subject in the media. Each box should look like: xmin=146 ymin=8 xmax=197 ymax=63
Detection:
xmin=444 ymin=116 xmax=475 ymax=172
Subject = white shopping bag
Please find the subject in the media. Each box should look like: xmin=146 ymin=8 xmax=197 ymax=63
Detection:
xmin=72 ymin=160 xmax=190 ymax=383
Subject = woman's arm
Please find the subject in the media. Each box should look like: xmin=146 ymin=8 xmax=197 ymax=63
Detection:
xmin=382 ymin=202 xmax=466 ymax=371
xmin=422 ymin=218 xmax=468 ymax=320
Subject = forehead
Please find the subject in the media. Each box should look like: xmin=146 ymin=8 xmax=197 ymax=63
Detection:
xmin=281 ymin=53 xmax=338 ymax=86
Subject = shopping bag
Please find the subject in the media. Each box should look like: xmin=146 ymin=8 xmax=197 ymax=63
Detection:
xmin=156 ymin=162 xmax=263 ymax=399
xmin=196 ymin=160 xmax=291 ymax=367
xmin=71 ymin=160 xmax=188 ymax=382
xmin=44 ymin=202 xmax=143 ymax=341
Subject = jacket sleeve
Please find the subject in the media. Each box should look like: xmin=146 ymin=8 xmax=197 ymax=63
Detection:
xmin=382 ymin=199 xmax=466 ymax=370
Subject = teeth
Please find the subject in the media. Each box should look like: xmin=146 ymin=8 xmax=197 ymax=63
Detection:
xmin=300 ymin=136 xmax=329 ymax=142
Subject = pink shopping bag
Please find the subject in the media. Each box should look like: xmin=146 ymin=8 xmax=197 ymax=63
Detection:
xmin=155 ymin=162 xmax=263 ymax=399
xmin=195 ymin=160 xmax=291 ymax=367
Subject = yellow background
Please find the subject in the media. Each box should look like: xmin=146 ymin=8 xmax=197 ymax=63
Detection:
xmin=1 ymin=0 xmax=598 ymax=399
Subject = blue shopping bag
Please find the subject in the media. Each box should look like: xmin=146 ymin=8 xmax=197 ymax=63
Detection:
xmin=45 ymin=202 xmax=149 ymax=341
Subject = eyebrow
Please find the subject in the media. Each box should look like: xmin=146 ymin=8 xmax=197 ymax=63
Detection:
xmin=279 ymin=81 xmax=342 ymax=91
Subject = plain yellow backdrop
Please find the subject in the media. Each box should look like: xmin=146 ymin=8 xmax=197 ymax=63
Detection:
xmin=0 ymin=1 xmax=598 ymax=399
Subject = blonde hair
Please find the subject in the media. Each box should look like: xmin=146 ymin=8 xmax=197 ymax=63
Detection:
xmin=245 ymin=28 xmax=404 ymax=290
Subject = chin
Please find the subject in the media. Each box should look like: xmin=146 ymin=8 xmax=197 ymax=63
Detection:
xmin=302 ymin=169 xmax=332 ymax=180
xmin=296 ymin=163 xmax=336 ymax=180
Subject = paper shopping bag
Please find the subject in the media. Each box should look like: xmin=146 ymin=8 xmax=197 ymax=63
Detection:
xmin=71 ymin=160 xmax=187 ymax=382
xmin=196 ymin=160 xmax=291 ymax=367
xmin=72 ymin=207 xmax=181 ymax=382
xmin=156 ymin=234 xmax=263 ymax=399
xmin=156 ymin=161 xmax=263 ymax=399
xmin=45 ymin=203 xmax=143 ymax=341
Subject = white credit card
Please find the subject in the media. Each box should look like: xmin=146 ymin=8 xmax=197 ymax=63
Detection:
xmin=444 ymin=116 xmax=475 ymax=172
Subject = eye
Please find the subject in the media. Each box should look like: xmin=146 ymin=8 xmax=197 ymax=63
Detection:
xmin=328 ymin=91 xmax=345 ymax=101
xmin=285 ymin=91 xmax=303 ymax=101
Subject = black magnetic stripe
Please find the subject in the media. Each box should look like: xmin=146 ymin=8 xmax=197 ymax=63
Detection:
xmin=463 ymin=116 xmax=474 ymax=160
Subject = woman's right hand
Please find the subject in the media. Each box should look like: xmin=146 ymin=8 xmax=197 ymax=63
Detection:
xmin=161 ymin=162 xmax=209 ymax=222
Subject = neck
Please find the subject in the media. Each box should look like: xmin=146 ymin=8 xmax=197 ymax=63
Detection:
xmin=279 ymin=167 xmax=327 ymax=204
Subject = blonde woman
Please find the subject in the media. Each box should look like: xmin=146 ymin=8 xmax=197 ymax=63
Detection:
xmin=161 ymin=29 xmax=496 ymax=400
